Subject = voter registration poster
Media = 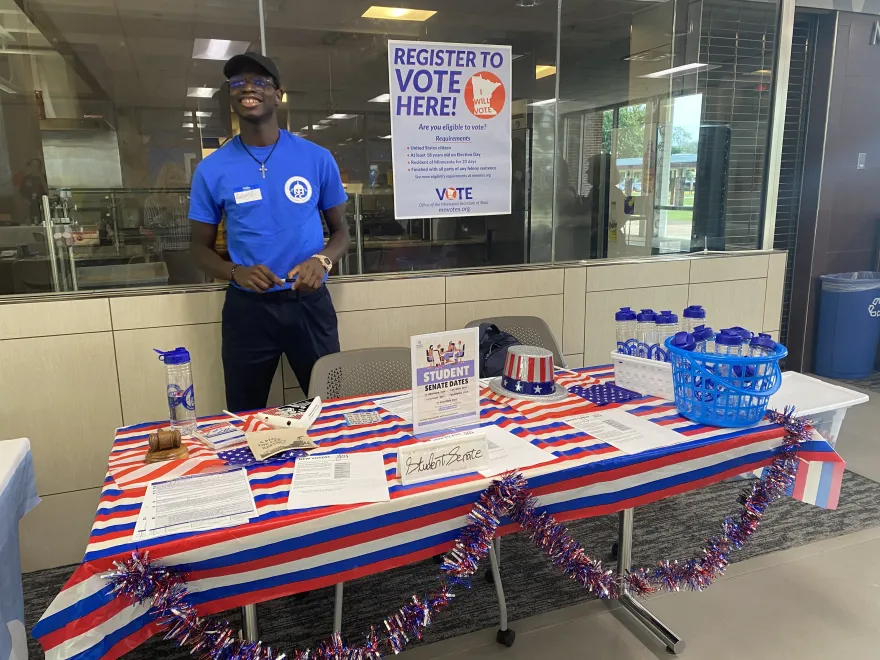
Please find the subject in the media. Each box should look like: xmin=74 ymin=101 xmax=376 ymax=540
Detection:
xmin=410 ymin=327 xmax=481 ymax=435
xmin=388 ymin=40 xmax=512 ymax=219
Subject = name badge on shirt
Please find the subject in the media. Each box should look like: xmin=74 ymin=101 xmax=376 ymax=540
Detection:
xmin=234 ymin=187 xmax=263 ymax=204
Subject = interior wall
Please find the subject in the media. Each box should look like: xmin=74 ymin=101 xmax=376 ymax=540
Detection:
xmin=788 ymin=11 xmax=880 ymax=371
xmin=4 ymin=251 xmax=786 ymax=572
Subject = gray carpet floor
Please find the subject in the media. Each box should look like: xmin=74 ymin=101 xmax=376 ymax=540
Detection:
xmin=838 ymin=371 xmax=880 ymax=394
xmin=23 ymin=470 xmax=880 ymax=659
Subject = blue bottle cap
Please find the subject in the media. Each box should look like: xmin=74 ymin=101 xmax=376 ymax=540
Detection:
xmin=715 ymin=329 xmax=744 ymax=346
xmin=636 ymin=309 xmax=656 ymax=322
xmin=692 ymin=324 xmax=715 ymax=342
xmin=655 ymin=310 xmax=679 ymax=324
xmin=683 ymin=305 xmax=706 ymax=319
xmin=669 ymin=331 xmax=696 ymax=351
xmin=729 ymin=326 xmax=753 ymax=341
xmin=750 ymin=332 xmax=777 ymax=351
xmin=154 ymin=347 xmax=191 ymax=364
xmin=615 ymin=306 xmax=637 ymax=321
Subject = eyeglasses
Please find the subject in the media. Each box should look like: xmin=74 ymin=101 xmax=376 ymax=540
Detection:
xmin=228 ymin=75 xmax=276 ymax=91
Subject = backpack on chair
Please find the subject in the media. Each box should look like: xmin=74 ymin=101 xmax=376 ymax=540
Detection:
xmin=477 ymin=323 xmax=521 ymax=378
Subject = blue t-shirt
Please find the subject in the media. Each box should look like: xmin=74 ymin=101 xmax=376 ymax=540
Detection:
xmin=189 ymin=130 xmax=347 ymax=291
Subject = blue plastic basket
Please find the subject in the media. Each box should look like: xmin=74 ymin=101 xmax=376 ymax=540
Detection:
xmin=664 ymin=337 xmax=788 ymax=428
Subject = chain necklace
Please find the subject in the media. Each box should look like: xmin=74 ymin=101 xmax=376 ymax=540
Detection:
xmin=238 ymin=135 xmax=280 ymax=179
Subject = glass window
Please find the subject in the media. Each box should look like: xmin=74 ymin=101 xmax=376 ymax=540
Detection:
xmin=554 ymin=0 xmax=779 ymax=260
xmin=271 ymin=0 xmax=559 ymax=274
xmin=0 ymin=0 xmax=780 ymax=297
xmin=0 ymin=0 xmax=261 ymax=294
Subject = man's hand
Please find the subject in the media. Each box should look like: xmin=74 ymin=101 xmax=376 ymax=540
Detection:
xmin=233 ymin=264 xmax=283 ymax=292
xmin=287 ymin=257 xmax=326 ymax=292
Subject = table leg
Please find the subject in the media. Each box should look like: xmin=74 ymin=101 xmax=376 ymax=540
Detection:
xmin=494 ymin=536 xmax=501 ymax=566
xmin=488 ymin=543 xmax=515 ymax=647
xmin=616 ymin=509 xmax=686 ymax=654
xmin=333 ymin=582 xmax=344 ymax=633
xmin=241 ymin=604 xmax=259 ymax=641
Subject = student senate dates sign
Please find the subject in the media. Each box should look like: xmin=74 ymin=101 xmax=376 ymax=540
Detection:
xmin=388 ymin=40 xmax=512 ymax=219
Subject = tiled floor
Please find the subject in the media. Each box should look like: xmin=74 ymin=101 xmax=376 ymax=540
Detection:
xmin=401 ymin=379 xmax=880 ymax=659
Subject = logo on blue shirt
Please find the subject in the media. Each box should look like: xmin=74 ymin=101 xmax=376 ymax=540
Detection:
xmin=285 ymin=176 xmax=313 ymax=204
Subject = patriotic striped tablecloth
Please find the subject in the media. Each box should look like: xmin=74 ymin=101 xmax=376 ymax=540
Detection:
xmin=34 ymin=366 xmax=843 ymax=660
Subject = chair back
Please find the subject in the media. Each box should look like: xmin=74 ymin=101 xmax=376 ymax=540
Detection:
xmin=465 ymin=316 xmax=566 ymax=367
xmin=308 ymin=348 xmax=412 ymax=400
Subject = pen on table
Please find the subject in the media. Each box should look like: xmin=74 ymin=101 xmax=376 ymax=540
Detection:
xmin=223 ymin=409 xmax=245 ymax=421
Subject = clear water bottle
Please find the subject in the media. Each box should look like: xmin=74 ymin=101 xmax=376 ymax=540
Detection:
xmin=692 ymin=324 xmax=715 ymax=353
xmin=615 ymin=306 xmax=638 ymax=355
xmin=669 ymin=331 xmax=696 ymax=352
xmin=636 ymin=309 xmax=656 ymax=359
xmin=155 ymin=347 xmax=196 ymax=433
xmin=714 ymin=330 xmax=743 ymax=409
xmin=749 ymin=333 xmax=777 ymax=381
xmin=715 ymin=330 xmax=744 ymax=359
xmin=652 ymin=310 xmax=679 ymax=361
xmin=682 ymin=305 xmax=707 ymax=333
xmin=749 ymin=332 xmax=776 ymax=357
xmin=729 ymin=326 xmax=754 ymax=344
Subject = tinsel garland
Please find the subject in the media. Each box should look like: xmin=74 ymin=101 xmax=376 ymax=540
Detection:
xmin=104 ymin=408 xmax=808 ymax=659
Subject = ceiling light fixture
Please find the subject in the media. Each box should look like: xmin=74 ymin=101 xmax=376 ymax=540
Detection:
xmin=192 ymin=38 xmax=250 ymax=61
xmin=378 ymin=134 xmax=392 ymax=139
xmin=362 ymin=6 xmax=437 ymax=21
xmin=640 ymin=63 xmax=710 ymax=78
xmin=183 ymin=111 xmax=213 ymax=118
xmin=535 ymin=65 xmax=556 ymax=79
xmin=515 ymin=0 xmax=543 ymax=6
xmin=328 ymin=113 xmax=357 ymax=119
xmin=182 ymin=122 xmax=206 ymax=129
xmin=529 ymin=98 xmax=556 ymax=106
xmin=753 ymin=69 xmax=772 ymax=74
xmin=368 ymin=93 xmax=391 ymax=103
xmin=187 ymin=87 xmax=218 ymax=98
xmin=302 ymin=124 xmax=328 ymax=131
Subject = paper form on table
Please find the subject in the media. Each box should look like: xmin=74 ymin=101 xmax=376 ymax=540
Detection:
xmin=132 ymin=468 xmax=257 ymax=541
xmin=561 ymin=409 xmax=688 ymax=454
xmin=479 ymin=425 xmax=555 ymax=477
xmin=287 ymin=452 xmax=390 ymax=509
xmin=377 ymin=393 xmax=413 ymax=422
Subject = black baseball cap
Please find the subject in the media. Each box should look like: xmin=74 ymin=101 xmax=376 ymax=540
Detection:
xmin=223 ymin=52 xmax=281 ymax=87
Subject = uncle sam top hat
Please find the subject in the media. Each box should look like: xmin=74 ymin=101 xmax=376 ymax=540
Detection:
xmin=487 ymin=345 xmax=569 ymax=402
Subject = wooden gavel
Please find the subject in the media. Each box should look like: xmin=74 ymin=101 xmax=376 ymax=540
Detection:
xmin=148 ymin=429 xmax=182 ymax=452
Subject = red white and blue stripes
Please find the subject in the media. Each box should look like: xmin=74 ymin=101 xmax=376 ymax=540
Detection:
xmin=34 ymin=365 xmax=843 ymax=660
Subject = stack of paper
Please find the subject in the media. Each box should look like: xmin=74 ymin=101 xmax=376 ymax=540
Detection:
xmin=192 ymin=422 xmax=246 ymax=450
xmin=133 ymin=468 xmax=257 ymax=541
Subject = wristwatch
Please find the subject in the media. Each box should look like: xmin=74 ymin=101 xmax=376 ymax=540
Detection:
xmin=312 ymin=254 xmax=332 ymax=272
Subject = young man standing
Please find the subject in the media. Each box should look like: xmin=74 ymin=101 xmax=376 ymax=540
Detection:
xmin=189 ymin=52 xmax=349 ymax=411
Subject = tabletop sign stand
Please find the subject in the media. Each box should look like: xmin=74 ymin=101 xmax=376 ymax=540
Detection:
xmin=397 ymin=429 xmax=490 ymax=486
xmin=410 ymin=328 xmax=481 ymax=437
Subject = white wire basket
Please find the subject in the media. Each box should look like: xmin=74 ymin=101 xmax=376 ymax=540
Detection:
xmin=610 ymin=350 xmax=674 ymax=401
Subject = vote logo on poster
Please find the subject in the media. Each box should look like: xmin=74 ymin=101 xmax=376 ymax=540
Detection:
xmin=464 ymin=71 xmax=505 ymax=119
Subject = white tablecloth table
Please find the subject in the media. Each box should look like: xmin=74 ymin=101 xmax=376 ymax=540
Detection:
xmin=1 ymin=439 xmax=40 ymax=660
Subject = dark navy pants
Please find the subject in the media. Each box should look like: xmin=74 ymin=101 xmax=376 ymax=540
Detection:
xmin=221 ymin=284 xmax=340 ymax=412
